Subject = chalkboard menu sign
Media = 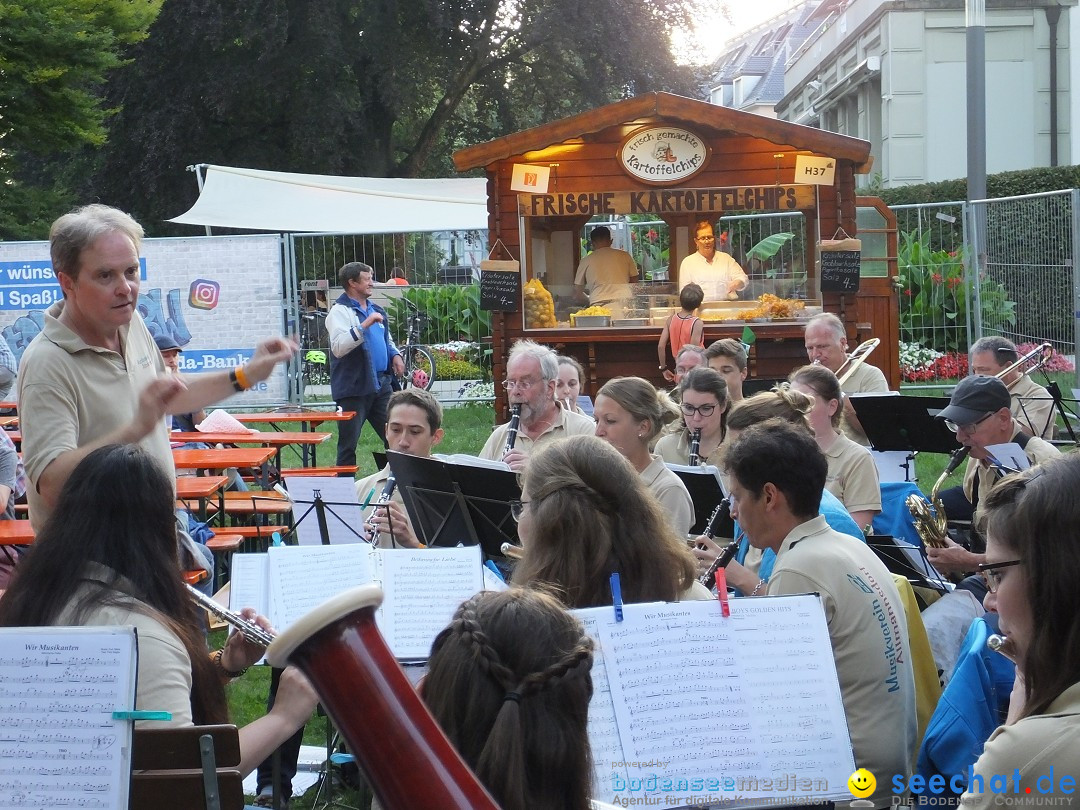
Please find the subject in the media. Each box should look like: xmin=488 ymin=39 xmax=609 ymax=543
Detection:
xmin=480 ymin=270 xmax=521 ymax=311
xmin=819 ymin=250 xmax=861 ymax=293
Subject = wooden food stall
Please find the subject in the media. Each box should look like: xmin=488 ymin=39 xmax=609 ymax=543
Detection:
xmin=453 ymin=93 xmax=899 ymax=417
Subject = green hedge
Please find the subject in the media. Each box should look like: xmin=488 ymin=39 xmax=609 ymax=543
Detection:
xmin=865 ymin=165 xmax=1080 ymax=206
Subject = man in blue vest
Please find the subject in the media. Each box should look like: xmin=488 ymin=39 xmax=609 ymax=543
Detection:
xmin=326 ymin=262 xmax=404 ymax=468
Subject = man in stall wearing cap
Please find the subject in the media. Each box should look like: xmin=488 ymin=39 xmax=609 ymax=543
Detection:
xmin=928 ymin=375 xmax=1058 ymax=587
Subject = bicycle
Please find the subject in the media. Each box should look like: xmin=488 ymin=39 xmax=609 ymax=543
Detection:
xmin=299 ymin=310 xmax=330 ymax=388
xmin=397 ymin=301 xmax=437 ymax=391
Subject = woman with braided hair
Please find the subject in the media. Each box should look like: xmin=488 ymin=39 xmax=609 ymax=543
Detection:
xmin=422 ymin=588 xmax=599 ymax=810
xmin=510 ymin=435 xmax=707 ymax=608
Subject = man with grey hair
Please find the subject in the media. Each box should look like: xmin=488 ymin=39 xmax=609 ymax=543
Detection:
xmin=673 ymin=344 xmax=707 ymax=385
xmin=18 ymin=203 xmax=296 ymax=531
xmin=480 ymin=339 xmax=593 ymax=471
xmin=803 ymin=312 xmax=888 ymax=446
xmin=969 ymin=335 xmax=1054 ymax=439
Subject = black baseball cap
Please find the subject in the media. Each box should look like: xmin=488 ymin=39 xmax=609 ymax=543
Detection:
xmin=154 ymin=334 xmax=183 ymax=353
xmin=938 ymin=376 xmax=1010 ymax=424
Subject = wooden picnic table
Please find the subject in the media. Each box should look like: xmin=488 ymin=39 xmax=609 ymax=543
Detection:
xmin=175 ymin=475 xmax=231 ymax=523
xmin=171 ymin=430 xmax=332 ymax=469
xmin=172 ymin=447 xmax=277 ymax=488
xmin=233 ymin=410 xmax=352 ymax=465
xmin=0 ymin=520 xmax=35 ymax=546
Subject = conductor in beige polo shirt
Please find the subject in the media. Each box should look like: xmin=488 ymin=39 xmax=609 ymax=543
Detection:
xmin=18 ymin=204 xmax=296 ymax=530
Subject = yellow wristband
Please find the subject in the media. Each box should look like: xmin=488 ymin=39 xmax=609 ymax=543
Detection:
xmin=234 ymin=365 xmax=252 ymax=391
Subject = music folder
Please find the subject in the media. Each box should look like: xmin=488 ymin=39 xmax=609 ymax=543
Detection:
xmin=387 ymin=450 xmax=521 ymax=558
xmin=849 ymin=393 xmax=960 ymax=454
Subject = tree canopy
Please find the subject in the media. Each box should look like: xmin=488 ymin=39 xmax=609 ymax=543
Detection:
xmin=0 ymin=0 xmax=161 ymax=238
xmin=4 ymin=0 xmax=719 ymax=238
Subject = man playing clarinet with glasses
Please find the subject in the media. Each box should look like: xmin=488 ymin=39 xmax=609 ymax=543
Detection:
xmin=479 ymin=340 xmax=593 ymax=472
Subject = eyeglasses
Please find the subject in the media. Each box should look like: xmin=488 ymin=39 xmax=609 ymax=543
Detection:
xmin=509 ymin=499 xmax=530 ymax=522
xmin=502 ymin=379 xmax=537 ymax=391
xmin=945 ymin=411 xmax=995 ymax=435
xmin=695 ymin=236 xmax=716 ymax=243
xmin=976 ymin=559 xmax=1022 ymax=593
xmin=681 ymin=402 xmax=718 ymax=417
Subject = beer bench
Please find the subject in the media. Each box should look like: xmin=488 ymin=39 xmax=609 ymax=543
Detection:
xmin=130 ymin=724 xmax=243 ymax=810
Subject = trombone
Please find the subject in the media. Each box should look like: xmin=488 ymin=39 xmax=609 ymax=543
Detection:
xmin=823 ymin=337 xmax=880 ymax=386
xmin=996 ymin=342 xmax=1053 ymax=389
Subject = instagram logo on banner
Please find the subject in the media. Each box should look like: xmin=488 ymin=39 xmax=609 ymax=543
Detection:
xmin=188 ymin=279 xmax=220 ymax=310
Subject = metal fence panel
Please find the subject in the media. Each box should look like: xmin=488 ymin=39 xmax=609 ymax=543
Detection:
xmin=896 ymin=192 xmax=1079 ymax=392
xmin=287 ymin=230 xmax=492 ymax=405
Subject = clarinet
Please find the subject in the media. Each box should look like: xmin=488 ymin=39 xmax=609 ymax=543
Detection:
xmin=697 ymin=499 xmax=738 ymax=589
xmin=688 ymin=429 xmax=702 ymax=466
xmin=364 ymin=474 xmax=397 ymax=546
xmin=502 ymin=404 xmax=521 ymax=456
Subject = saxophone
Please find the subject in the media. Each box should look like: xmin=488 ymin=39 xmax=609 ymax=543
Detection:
xmin=906 ymin=448 xmax=969 ymax=549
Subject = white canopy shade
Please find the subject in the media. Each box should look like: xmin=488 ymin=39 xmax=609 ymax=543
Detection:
xmin=169 ymin=165 xmax=489 ymax=233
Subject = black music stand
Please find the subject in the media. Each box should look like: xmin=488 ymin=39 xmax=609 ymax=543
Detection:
xmin=666 ymin=464 xmax=732 ymax=536
xmin=867 ymin=534 xmax=952 ymax=594
xmin=742 ymin=377 xmax=785 ymax=397
xmin=279 ymin=475 xmax=368 ymax=546
xmin=850 ymin=394 xmax=959 ymax=479
xmin=386 ymin=452 xmax=521 ymax=558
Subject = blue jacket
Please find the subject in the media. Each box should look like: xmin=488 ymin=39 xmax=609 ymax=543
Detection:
xmin=326 ymin=293 xmax=398 ymax=399
xmin=916 ymin=617 xmax=1015 ymax=799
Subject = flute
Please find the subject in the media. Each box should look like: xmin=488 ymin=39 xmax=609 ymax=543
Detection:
xmin=186 ymin=583 xmax=275 ymax=648
xmin=688 ymin=429 xmax=701 ymax=466
xmin=364 ymin=474 xmax=397 ymax=546
xmin=987 ymin=633 xmax=1018 ymax=663
xmin=500 ymin=542 xmax=524 ymax=560
xmin=502 ymin=405 xmax=521 ymax=456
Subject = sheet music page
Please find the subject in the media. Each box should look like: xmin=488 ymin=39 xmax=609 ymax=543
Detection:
xmin=376 ymin=546 xmax=484 ymax=660
xmin=0 ymin=626 xmax=137 ymax=809
xmin=229 ymin=553 xmax=269 ymax=617
xmin=267 ymin=544 xmax=375 ymax=631
xmin=576 ymin=596 xmax=855 ymax=809
xmin=578 ymin=614 xmax=629 ymax=801
xmin=282 ymin=475 xmax=367 ymax=545
xmin=985 ymin=442 xmax=1030 ymax=472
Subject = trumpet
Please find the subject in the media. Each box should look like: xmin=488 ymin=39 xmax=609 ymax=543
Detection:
xmin=831 ymin=338 xmax=880 ymax=386
xmin=502 ymin=405 xmax=521 ymax=456
xmin=186 ymin=583 xmax=275 ymax=648
xmin=688 ymin=429 xmax=702 ymax=466
xmin=500 ymin=541 xmax=524 ymax=560
xmin=364 ymin=474 xmax=397 ymax=546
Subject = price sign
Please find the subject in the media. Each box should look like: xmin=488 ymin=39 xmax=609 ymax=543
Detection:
xmin=819 ymin=250 xmax=861 ymax=293
xmin=480 ymin=270 xmax=521 ymax=311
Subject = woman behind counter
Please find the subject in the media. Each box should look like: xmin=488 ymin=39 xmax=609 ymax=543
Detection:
xmin=959 ymin=454 xmax=1080 ymax=807
xmin=0 ymin=444 xmax=317 ymax=777
xmin=511 ymin=435 xmax=707 ymax=608
xmin=593 ymin=376 xmax=694 ymax=536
